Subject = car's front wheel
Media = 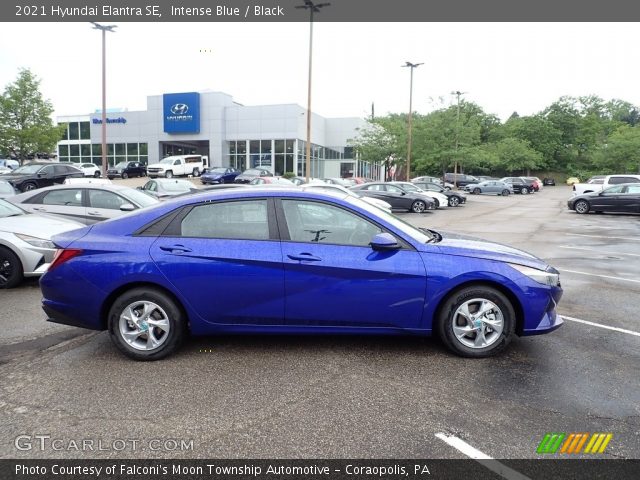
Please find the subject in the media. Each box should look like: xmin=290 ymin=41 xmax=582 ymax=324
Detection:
xmin=410 ymin=200 xmax=427 ymax=213
xmin=502 ymin=189 xmax=510 ymax=196
xmin=473 ymin=187 xmax=481 ymax=195
xmin=165 ymin=170 xmax=173 ymax=179
xmin=22 ymin=182 xmax=37 ymax=192
xmin=574 ymin=200 xmax=590 ymax=214
xmin=448 ymin=196 xmax=460 ymax=207
xmin=108 ymin=288 xmax=187 ymax=361
xmin=192 ymin=168 xmax=200 ymax=177
xmin=0 ymin=247 xmax=23 ymax=289
xmin=437 ymin=285 xmax=515 ymax=358
xmin=93 ymin=171 xmax=101 ymax=178
xmin=521 ymin=187 xmax=529 ymax=195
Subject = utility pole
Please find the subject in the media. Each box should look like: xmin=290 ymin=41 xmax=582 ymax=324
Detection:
xmin=403 ymin=62 xmax=422 ymax=181
xmin=451 ymin=90 xmax=466 ymax=189
xmin=91 ymin=22 xmax=117 ymax=178
xmin=296 ymin=1 xmax=330 ymax=182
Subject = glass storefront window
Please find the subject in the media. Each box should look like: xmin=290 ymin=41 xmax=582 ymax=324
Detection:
xmin=286 ymin=140 xmax=294 ymax=153
xmin=60 ymin=124 xmax=69 ymax=141
xmin=275 ymin=140 xmax=284 ymax=154
xmin=81 ymin=144 xmax=91 ymax=158
xmin=229 ymin=142 xmax=236 ymax=155
xmin=58 ymin=145 xmax=69 ymax=157
xmin=139 ymin=143 xmax=148 ymax=156
xmin=127 ymin=143 xmax=138 ymax=156
xmin=115 ymin=143 xmax=125 ymax=156
xmin=237 ymin=141 xmax=246 ymax=155
xmin=92 ymin=144 xmax=102 ymax=157
xmin=261 ymin=140 xmax=272 ymax=154
xmin=68 ymin=122 xmax=79 ymax=140
xmin=80 ymin=122 xmax=90 ymax=140
xmin=70 ymin=144 xmax=79 ymax=156
xmin=275 ymin=154 xmax=285 ymax=176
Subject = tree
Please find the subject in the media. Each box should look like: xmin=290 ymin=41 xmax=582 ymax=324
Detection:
xmin=0 ymin=68 xmax=64 ymax=163
xmin=595 ymin=125 xmax=640 ymax=173
xmin=493 ymin=138 xmax=543 ymax=174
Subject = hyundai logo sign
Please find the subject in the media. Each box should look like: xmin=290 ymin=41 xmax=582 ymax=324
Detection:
xmin=163 ymin=92 xmax=200 ymax=133
xmin=170 ymin=103 xmax=189 ymax=115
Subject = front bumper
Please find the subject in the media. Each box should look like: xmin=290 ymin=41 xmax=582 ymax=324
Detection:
xmin=521 ymin=286 xmax=564 ymax=335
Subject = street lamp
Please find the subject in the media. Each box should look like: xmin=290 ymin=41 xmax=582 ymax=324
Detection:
xmin=90 ymin=22 xmax=117 ymax=178
xmin=402 ymin=61 xmax=423 ymax=181
xmin=296 ymin=1 xmax=330 ymax=182
xmin=451 ymin=90 xmax=467 ymax=188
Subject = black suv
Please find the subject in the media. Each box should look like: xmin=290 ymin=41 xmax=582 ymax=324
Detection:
xmin=2 ymin=163 xmax=84 ymax=192
xmin=107 ymin=161 xmax=147 ymax=179
xmin=444 ymin=173 xmax=480 ymax=187
xmin=500 ymin=177 xmax=537 ymax=194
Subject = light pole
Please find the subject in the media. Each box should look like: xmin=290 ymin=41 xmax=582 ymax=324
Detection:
xmin=451 ymin=90 xmax=466 ymax=189
xmin=91 ymin=22 xmax=117 ymax=178
xmin=402 ymin=61 xmax=422 ymax=181
xmin=296 ymin=1 xmax=330 ymax=182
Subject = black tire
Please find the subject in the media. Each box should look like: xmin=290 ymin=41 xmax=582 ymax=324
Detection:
xmin=521 ymin=187 xmax=529 ymax=195
xmin=0 ymin=247 xmax=23 ymax=289
xmin=448 ymin=196 xmax=460 ymax=207
xmin=122 ymin=172 xmax=129 ymax=179
xmin=433 ymin=198 xmax=440 ymax=208
xmin=165 ymin=170 xmax=173 ymax=179
xmin=502 ymin=189 xmax=510 ymax=196
xmin=410 ymin=200 xmax=427 ymax=213
xmin=574 ymin=200 xmax=590 ymax=214
xmin=192 ymin=168 xmax=200 ymax=177
xmin=93 ymin=171 xmax=101 ymax=178
xmin=473 ymin=187 xmax=481 ymax=195
xmin=108 ymin=287 xmax=187 ymax=361
xmin=22 ymin=182 xmax=37 ymax=192
xmin=437 ymin=285 xmax=515 ymax=358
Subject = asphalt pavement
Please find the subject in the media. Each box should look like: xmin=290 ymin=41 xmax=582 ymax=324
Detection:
xmin=0 ymin=183 xmax=638 ymax=462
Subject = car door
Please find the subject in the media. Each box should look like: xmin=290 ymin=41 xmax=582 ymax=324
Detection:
xmin=35 ymin=165 xmax=57 ymax=187
xmin=278 ymin=198 xmax=426 ymax=329
xmin=25 ymin=187 xmax=88 ymax=223
xmin=592 ymin=185 xmax=625 ymax=212
xmin=150 ymin=198 xmax=285 ymax=327
xmin=86 ymin=189 xmax=133 ymax=223
xmin=622 ymin=185 xmax=640 ymax=213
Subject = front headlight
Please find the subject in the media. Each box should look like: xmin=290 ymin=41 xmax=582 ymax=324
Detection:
xmin=15 ymin=233 xmax=55 ymax=249
xmin=509 ymin=263 xmax=560 ymax=287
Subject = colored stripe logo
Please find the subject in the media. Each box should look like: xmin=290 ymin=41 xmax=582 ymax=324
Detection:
xmin=537 ymin=433 xmax=612 ymax=454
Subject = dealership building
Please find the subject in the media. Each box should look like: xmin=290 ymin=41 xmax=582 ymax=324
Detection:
xmin=56 ymin=90 xmax=378 ymax=179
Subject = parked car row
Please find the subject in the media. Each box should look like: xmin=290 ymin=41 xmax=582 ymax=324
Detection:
xmin=567 ymin=183 xmax=640 ymax=215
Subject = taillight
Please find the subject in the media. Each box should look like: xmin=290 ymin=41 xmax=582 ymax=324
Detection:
xmin=48 ymin=248 xmax=83 ymax=271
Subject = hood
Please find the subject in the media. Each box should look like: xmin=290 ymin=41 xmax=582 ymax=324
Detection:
xmin=147 ymin=162 xmax=168 ymax=169
xmin=0 ymin=213 xmax=83 ymax=239
xmin=432 ymin=231 xmax=548 ymax=270
xmin=1 ymin=173 xmax=30 ymax=182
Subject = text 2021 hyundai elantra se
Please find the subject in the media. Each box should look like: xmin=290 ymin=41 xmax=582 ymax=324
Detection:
xmin=40 ymin=188 xmax=563 ymax=360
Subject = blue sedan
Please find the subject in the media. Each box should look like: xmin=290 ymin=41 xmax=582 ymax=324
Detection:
xmin=40 ymin=188 xmax=563 ymax=360
xmin=200 ymin=167 xmax=241 ymax=185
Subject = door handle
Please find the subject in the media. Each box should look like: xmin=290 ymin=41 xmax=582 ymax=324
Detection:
xmin=87 ymin=211 xmax=102 ymax=216
xmin=287 ymin=253 xmax=321 ymax=262
xmin=32 ymin=207 xmax=45 ymax=211
xmin=159 ymin=245 xmax=192 ymax=253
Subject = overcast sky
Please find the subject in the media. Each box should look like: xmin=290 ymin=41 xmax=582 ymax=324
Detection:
xmin=0 ymin=22 xmax=637 ymax=121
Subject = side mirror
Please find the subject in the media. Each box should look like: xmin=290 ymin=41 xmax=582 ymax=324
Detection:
xmin=370 ymin=232 xmax=401 ymax=251
xmin=120 ymin=203 xmax=135 ymax=212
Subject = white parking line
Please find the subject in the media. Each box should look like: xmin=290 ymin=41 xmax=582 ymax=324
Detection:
xmin=566 ymin=233 xmax=640 ymax=242
xmin=435 ymin=433 xmax=531 ymax=480
xmin=558 ymin=268 xmax=640 ymax=284
xmin=561 ymin=315 xmax=640 ymax=337
xmin=559 ymin=245 xmax=640 ymax=258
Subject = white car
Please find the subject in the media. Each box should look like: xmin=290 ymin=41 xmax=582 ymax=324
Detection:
xmin=391 ymin=182 xmax=449 ymax=209
xmin=61 ymin=162 xmax=101 ymax=178
xmin=301 ymin=184 xmax=393 ymax=213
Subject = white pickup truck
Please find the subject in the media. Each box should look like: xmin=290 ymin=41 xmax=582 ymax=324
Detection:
xmin=572 ymin=174 xmax=640 ymax=196
xmin=147 ymin=155 xmax=208 ymax=178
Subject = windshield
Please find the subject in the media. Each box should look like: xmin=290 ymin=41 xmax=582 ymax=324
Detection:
xmin=11 ymin=164 xmax=43 ymax=175
xmin=343 ymin=196 xmax=432 ymax=244
xmin=113 ymin=162 xmax=128 ymax=169
xmin=121 ymin=188 xmax=160 ymax=207
xmin=160 ymin=158 xmax=177 ymax=164
xmin=160 ymin=181 xmax=193 ymax=192
xmin=0 ymin=199 xmax=25 ymax=217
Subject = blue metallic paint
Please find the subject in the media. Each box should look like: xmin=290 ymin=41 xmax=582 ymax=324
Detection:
xmin=40 ymin=188 xmax=563 ymax=340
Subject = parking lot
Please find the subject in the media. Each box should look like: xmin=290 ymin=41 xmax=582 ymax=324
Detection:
xmin=0 ymin=183 xmax=639 ymax=460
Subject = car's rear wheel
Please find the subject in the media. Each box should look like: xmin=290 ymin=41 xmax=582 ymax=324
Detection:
xmin=108 ymin=288 xmax=187 ymax=361
xmin=22 ymin=182 xmax=37 ymax=192
xmin=473 ymin=187 xmax=481 ymax=195
xmin=121 ymin=172 xmax=128 ymax=179
xmin=93 ymin=171 xmax=101 ymax=178
xmin=410 ymin=200 xmax=427 ymax=213
xmin=448 ymin=196 xmax=460 ymax=207
xmin=521 ymin=187 xmax=529 ymax=195
xmin=192 ymin=168 xmax=200 ymax=177
xmin=0 ymin=247 xmax=23 ymax=289
xmin=502 ymin=189 xmax=510 ymax=196
xmin=437 ymin=286 xmax=515 ymax=358
xmin=165 ymin=170 xmax=173 ymax=179
xmin=574 ymin=200 xmax=590 ymax=214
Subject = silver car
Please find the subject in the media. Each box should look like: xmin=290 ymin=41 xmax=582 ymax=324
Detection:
xmin=0 ymin=180 xmax=18 ymax=199
xmin=0 ymin=199 xmax=83 ymax=288
xmin=7 ymin=184 xmax=159 ymax=224
xmin=464 ymin=180 xmax=514 ymax=196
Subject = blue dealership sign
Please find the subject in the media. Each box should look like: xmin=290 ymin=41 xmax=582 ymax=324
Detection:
xmin=163 ymin=92 xmax=200 ymax=133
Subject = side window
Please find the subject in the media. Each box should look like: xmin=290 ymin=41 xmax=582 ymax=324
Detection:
xmin=180 ymin=200 xmax=269 ymax=240
xmin=602 ymin=185 xmax=624 ymax=194
xmin=367 ymin=184 xmax=385 ymax=191
xmin=610 ymin=176 xmax=639 ymax=185
xmin=41 ymin=189 xmax=83 ymax=206
xmin=40 ymin=165 xmax=55 ymax=175
xmin=282 ymin=200 xmax=382 ymax=247
xmin=143 ymin=181 xmax=156 ymax=192
xmin=174 ymin=160 xmax=181 ymax=165
xmin=54 ymin=165 xmax=69 ymax=175
xmin=625 ymin=185 xmax=640 ymax=194
xmin=88 ymin=190 xmax=128 ymax=210
xmin=385 ymin=185 xmax=404 ymax=193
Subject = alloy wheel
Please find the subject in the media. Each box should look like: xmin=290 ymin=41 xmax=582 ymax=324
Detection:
xmin=451 ymin=298 xmax=504 ymax=349
xmin=118 ymin=301 xmax=171 ymax=351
